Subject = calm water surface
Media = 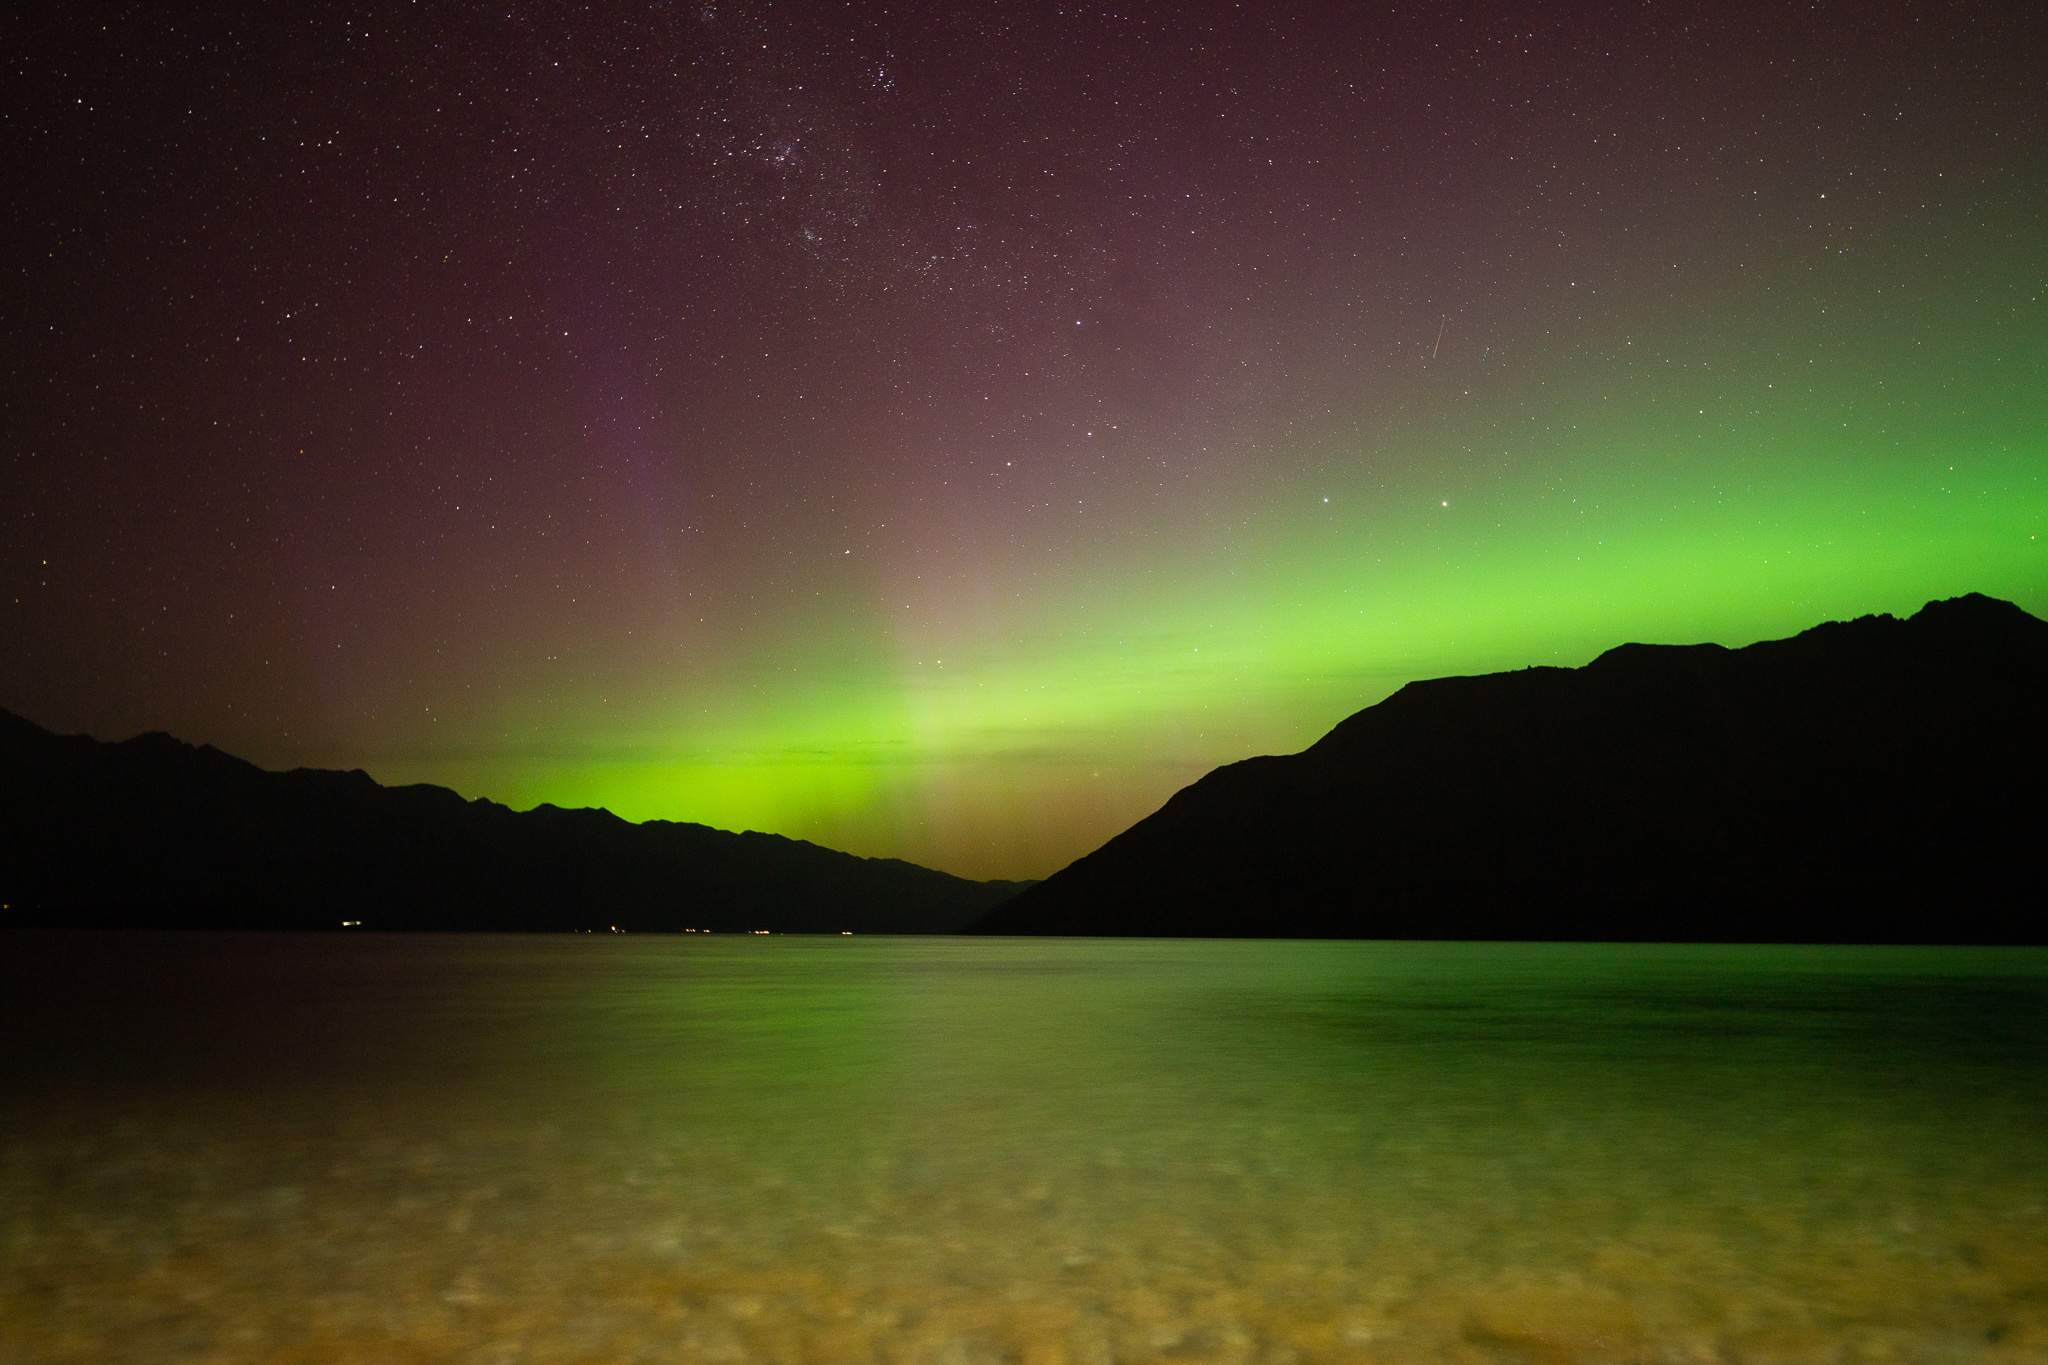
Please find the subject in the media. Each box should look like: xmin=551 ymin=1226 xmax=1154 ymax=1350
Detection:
xmin=2 ymin=934 xmax=2044 ymax=1365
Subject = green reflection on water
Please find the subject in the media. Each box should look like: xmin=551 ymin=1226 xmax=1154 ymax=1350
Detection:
xmin=2 ymin=936 xmax=2044 ymax=1364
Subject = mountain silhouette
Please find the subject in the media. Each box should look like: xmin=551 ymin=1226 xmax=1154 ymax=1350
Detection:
xmin=0 ymin=714 xmax=1027 ymax=932
xmin=970 ymin=594 xmax=2047 ymax=943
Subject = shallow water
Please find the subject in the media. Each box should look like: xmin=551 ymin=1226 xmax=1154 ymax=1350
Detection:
xmin=2 ymin=934 xmax=2044 ymax=1365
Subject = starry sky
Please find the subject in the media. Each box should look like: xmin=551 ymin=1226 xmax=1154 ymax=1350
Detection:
xmin=5 ymin=1 xmax=2043 ymax=880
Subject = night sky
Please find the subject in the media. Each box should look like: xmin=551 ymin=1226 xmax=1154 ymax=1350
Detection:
xmin=5 ymin=2 xmax=2043 ymax=880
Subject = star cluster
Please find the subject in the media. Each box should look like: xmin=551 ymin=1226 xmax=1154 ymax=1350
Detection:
xmin=5 ymin=1 xmax=2042 ymax=877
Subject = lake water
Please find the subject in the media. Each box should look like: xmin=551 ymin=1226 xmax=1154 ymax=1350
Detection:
xmin=2 ymin=934 xmax=2044 ymax=1365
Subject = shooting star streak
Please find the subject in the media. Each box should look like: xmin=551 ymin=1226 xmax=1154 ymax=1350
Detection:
xmin=1433 ymin=316 xmax=1447 ymax=358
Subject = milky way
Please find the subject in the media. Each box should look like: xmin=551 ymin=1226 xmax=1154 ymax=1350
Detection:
xmin=5 ymin=2 xmax=2042 ymax=877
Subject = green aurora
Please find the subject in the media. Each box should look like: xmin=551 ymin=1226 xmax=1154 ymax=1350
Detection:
xmin=7 ymin=3 xmax=2042 ymax=881
xmin=378 ymin=275 xmax=2045 ymax=880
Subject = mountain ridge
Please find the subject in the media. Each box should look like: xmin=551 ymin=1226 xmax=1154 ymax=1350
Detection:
xmin=969 ymin=593 xmax=2048 ymax=943
xmin=0 ymin=711 xmax=1027 ymax=932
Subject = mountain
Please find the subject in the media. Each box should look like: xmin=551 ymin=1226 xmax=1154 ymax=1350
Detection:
xmin=0 ymin=714 xmax=1027 ymax=932
xmin=969 ymin=594 xmax=2048 ymax=943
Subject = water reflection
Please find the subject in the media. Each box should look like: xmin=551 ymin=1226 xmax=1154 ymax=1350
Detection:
xmin=2 ymin=935 xmax=2044 ymax=1363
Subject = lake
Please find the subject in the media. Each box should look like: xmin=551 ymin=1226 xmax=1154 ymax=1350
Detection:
xmin=2 ymin=934 xmax=2044 ymax=1364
